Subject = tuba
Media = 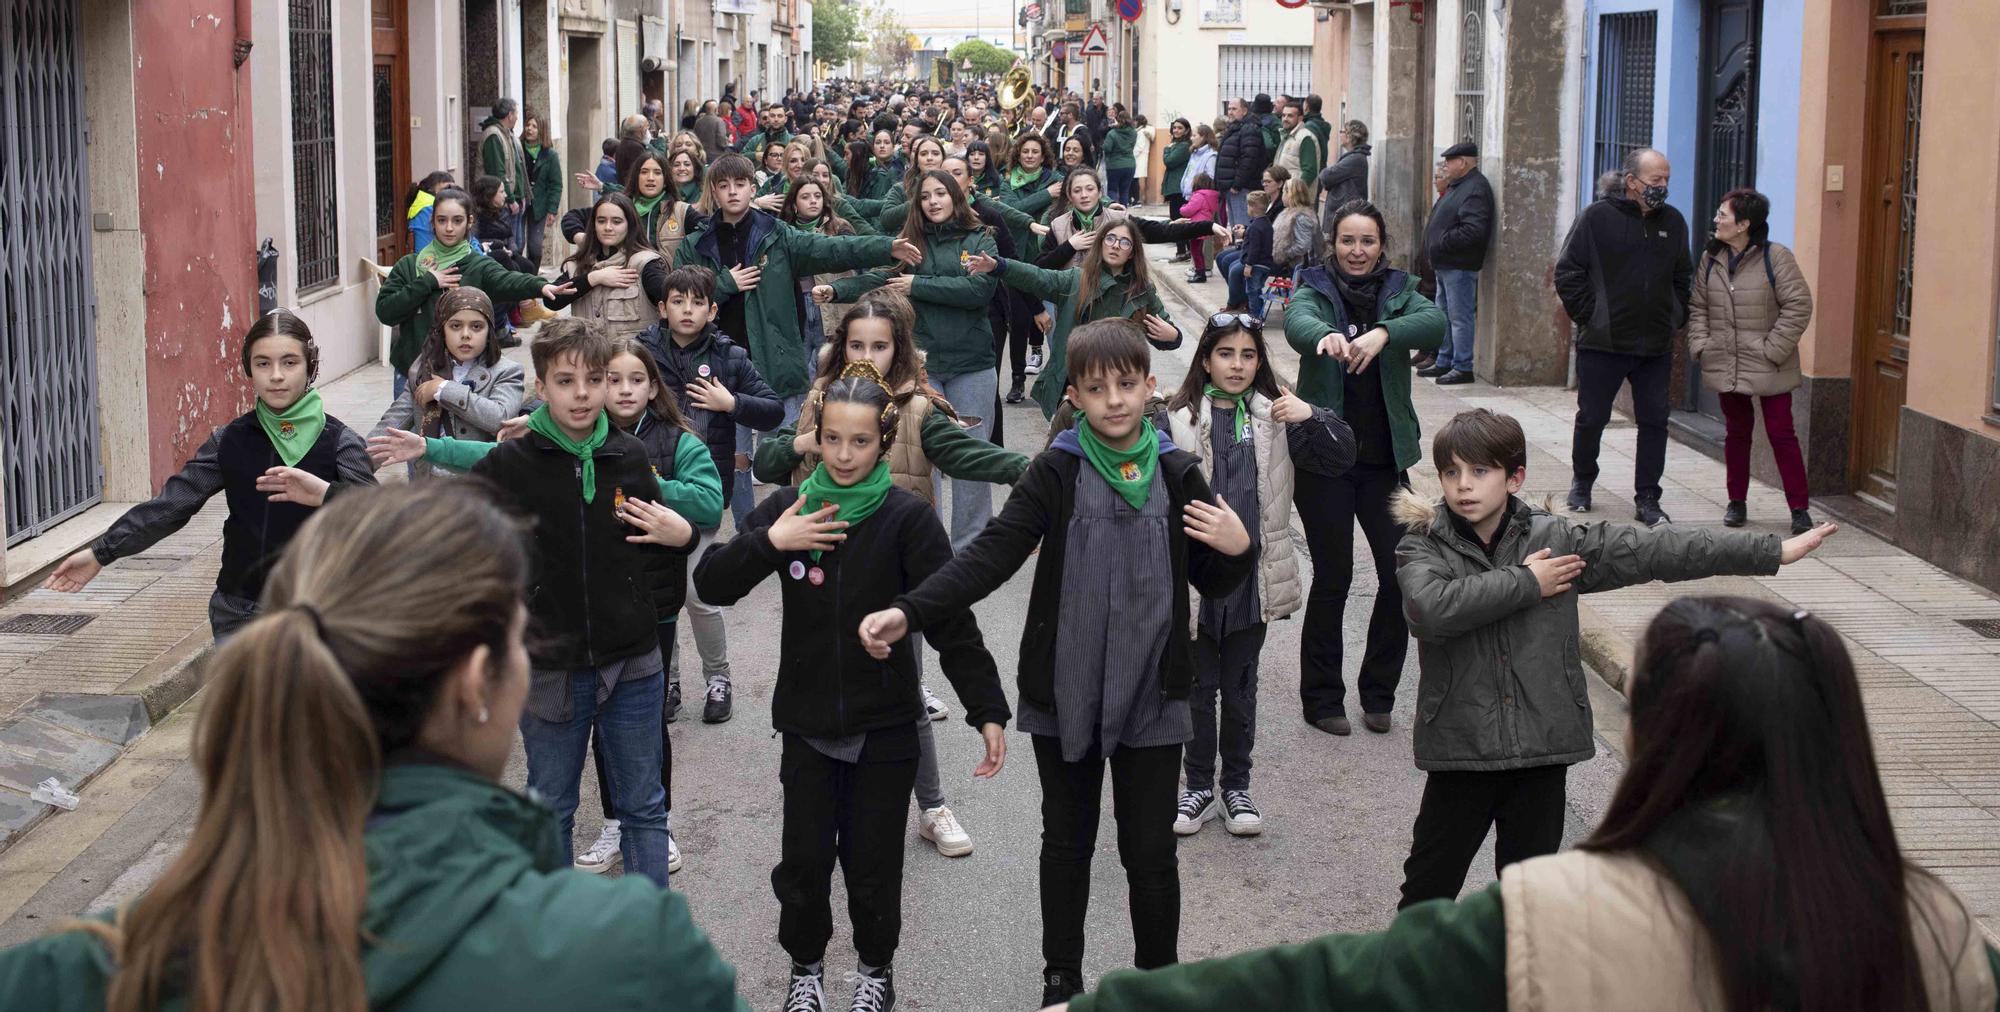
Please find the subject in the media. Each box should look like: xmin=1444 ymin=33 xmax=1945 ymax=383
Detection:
xmin=998 ymin=64 xmax=1032 ymax=110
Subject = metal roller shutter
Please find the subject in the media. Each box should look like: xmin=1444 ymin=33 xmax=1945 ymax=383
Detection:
xmin=1216 ymin=45 xmax=1313 ymax=118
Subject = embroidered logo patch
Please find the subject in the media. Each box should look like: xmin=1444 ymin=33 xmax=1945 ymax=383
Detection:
xmin=1117 ymin=460 xmax=1142 ymax=482
xmin=278 ymin=422 xmax=296 ymax=439
xmin=666 ymin=219 xmax=680 ymax=233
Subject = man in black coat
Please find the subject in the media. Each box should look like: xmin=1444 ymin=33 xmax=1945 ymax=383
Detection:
xmin=1216 ymin=97 xmax=1268 ymax=229
xmin=1552 ymin=147 xmax=1692 ymax=527
xmin=1417 ymin=141 xmax=1496 ymax=386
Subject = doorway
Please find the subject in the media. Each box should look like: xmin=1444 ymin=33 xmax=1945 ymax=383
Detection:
xmin=1688 ymin=0 xmax=1761 ymax=421
xmin=373 ymin=0 xmax=412 ymax=265
xmin=1850 ymin=14 xmax=1925 ymax=507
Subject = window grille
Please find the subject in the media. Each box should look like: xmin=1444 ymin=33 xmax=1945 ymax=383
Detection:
xmin=1892 ymin=52 xmax=1922 ymax=340
xmin=290 ymin=0 xmax=339 ymax=292
xmin=1592 ymin=12 xmax=1657 ymax=184
xmin=1456 ymin=4 xmax=1484 ymax=145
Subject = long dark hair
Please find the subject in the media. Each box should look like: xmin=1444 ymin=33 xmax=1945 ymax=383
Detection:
xmin=1582 ymin=596 xmax=1962 ymax=1012
xmin=844 ymin=140 xmax=875 ymax=195
xmin=620 ymin=149 xmax=674 ymax=203
xmin=964 ymin=140 xmax=999 ymax=191
xmin=1167 ymin=318 xmax=1281 ymax=413
xmin=781 ymin=178 xmax=853 ymax=236
xmin=1075 ymin=214 xmax=1151 ymax=310
xmin=896 ymin=170 xmax=980 ymax=252
xmin=901 ymin=135 xmax=948 ymax=193
xmin=410 ymin=287 xmax=502 ymax=383
xmin=564 ymin=192 xmax=646 ymax=278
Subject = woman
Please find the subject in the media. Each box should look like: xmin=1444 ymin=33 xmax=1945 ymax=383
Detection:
xmin=679 ymin=98 xmax=699 ymax=130
xmin=1270 ymin=175 xmax=1322 ymax=277
xmin=1181 ymin=122 xmax=1218 ymax=220
xmin=1100 ymin=111 xmax=1137 ymax=206
xmin=1054 ymin=597 xmax=2000 ymax=1011
xmin=0 ymin=483 xmax=745 ymax=1010
xmin=1689 ymin=188 xmax=1816 ymax=535
xmin=522 ymin=115 xmax=562 ymax=270
xmin=983 ymin=127 xmax=1012 ymax=176
xmin=964 ymin=139 xmax=1001 ymax=199
xmin=1131 ymin=114 xmax=1154 ymax=206
xmin=667 ymin=146 xmax=705 ymax=206
xmin=994 ymin=134 xmax=1062 ymax=395
xmin=1058 ymin=134 xmax=1095 ymax=178
xmin=858 ymin=129 xmax=904 ymax=200
xmin=1161 ymin=119 xmax=1193 ymax=261
xmin=1281 ymin=200 xmax=1444 ymax=737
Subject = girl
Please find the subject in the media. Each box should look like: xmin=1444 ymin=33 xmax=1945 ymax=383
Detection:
xmin=968 ymin=213 xmax=1184 ymax=419
xmin=1270 ymin=175 xmax=1323 ymax=279
xmin=821 ymin=170 xmax=1001 ymax=551
xmin=1161 ymin=120 xmax=1193 ymax=262
xmin=1037 ymin=168 xmax=1221 ymax=275
xmin=470 ymin=175 xmax=531 ymax=274
xmin=545 ymin=192 xmax=663 ymax=342
xmin=1100 ymin=111 xmax=1137 ymax=206
xmin=994 ymin=134 xmax=1061 ymax=392
xmin=572 ymin=150 xmax=701 ymax=260
xmin=46 ymin=311 xmax=377 ymax=639
xmin=376 ymin=187 xmax=568 ymax=398
xmin=1163 ymin=317 xmax=1356 ymax=837
xmin=857 ymin=129 xmax=903 ymax=200
xmin=4 ymin=483 xmax=742 ymax=1010
xmin=965 ymin=140 xmax=1001 ymax=199
xmin=405 ymin=169 xmax=456 ymax=255
xmin=782 ymin=177 xmax=860 ymax=363
xmin=1178 ymin=173 xmax=1223 ymax=283
xmin=1180 ymin=123 xmax=1218 ymax=220
xmin=1281 ymin=200 xmax=1446 ymax=737
xmin=368 ymin=288 xmax=524 ymax=478
xmin=694 ymin=368 xmax=1010 ymax=1012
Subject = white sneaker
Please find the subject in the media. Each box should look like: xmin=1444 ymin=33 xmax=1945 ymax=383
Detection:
xmin=1172 ymin=789 xmax=1217 ymax=836
xmin=1024 ymin=347 xmax=1043 ymax=375
xmin=921 ymin=683 xmax=948 ymax=722
xmin=917 ymin=805 xmax=974 ymax=857
xmin=667 ymin=831 xmax=684 ymax=874
xmin=575 ymin=820 xmax=621 ymax=873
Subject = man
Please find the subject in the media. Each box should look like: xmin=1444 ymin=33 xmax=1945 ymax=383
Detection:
xmin=1216 ymin=97 xmax=1268 ymax=228
xmin=694 ymin=100 xmax=731 ymax=164
xmin=1302 ymin=94 xmax=1333 ymax=152
xmin=1316 ymin=119 xmax=1371 ymax=235
xmin=1273 ymin=102 xmax=1325 ymax=195
xmin=1049 ymin=102 xmax=1085 ymax=153
xmin=1553 ymin=147 xmax=1692 ymax=527
xmin=1418 ymin=141 xmax=1495 ymax=386
xmin=1019 ymin=104 xmax=1049 ymax=143
xmin=619 ymin=113 xmax=650 ymax=143
xmin=1252 ymin=93 xmax=1281 ymax=158
xmin=741 ymin=104 xmax=794 ymax=160
xmin=478 ymin=97 xmax=531 ymax=252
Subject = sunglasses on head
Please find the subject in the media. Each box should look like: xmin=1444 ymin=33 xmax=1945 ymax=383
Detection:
xmin=1208 ymin=313 xmax=1263 ymax=331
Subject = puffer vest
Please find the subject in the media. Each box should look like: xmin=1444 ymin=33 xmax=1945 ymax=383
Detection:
xmin=651 ymin=204 xmax=693 ymax=263
xmin=1168 ymin=394 xmax=1301 ymax=629
xmin=790 ymin=382 xmax=950 ymax=502
xmin=568 ymin=249 xmax=661 ymax=339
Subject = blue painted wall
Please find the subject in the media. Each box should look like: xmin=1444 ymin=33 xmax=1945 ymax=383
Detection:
xmin=1757 ymin=0 xmax=1804 ymax=247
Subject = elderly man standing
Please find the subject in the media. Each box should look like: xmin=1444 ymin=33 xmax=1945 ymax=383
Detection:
xmin=1417 ymin=142 xmax=1495 ymax=385
xmin=1554 ymin=147 xmax=1693 ymax=527
xmin=478 ymin=97 xmax=531 ymax=251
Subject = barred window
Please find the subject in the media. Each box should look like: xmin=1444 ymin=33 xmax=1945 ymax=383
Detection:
xmin=1456 ymin=3 xmax=1485 ymax=145
xmin=290 ymin=0 xmax=339 ymax=292
xmin=1592 ymin=12 xmax=1657 ymax=185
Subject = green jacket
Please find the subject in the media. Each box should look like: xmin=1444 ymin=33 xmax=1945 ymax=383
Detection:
xmin=1282 ymin=266 xmax=1447 ymax=471
xmin=1391 ymin=491 xmax=1781 ymax=771
xmin=478 ymin=117 xmax=528 ymax=195
xmin=832 ymin=220 xmax=1000 ymax=375
xmin=671 ymin=209 xmax=894 ymax=397
xmin=875 ymin=196 xmax=1033 ymax=239
xmin=1159 ymin=140 xmax=1191 ymax=197
xmin=995 ymin=257 xmax=1178 ymax=418
xmin=990 ymin=167 xmax=1059 ymax=263
xmin=1101 ymin=125 xmax=1137 ymax=169
xmin=1304 ymin=112 xmax=1334 ymax=152
xmin=375 ymin=252 xmax=549 ymax=375
xmin=860 ymin=164 xmax=901 ymax=200
xmin=0 ymin=763 xmax=747 ymax=1011
xmin=754 ymin=404 xmax=1028 ymax=486
xmin=524 ymin=144 xmax=564 ymax=220
xmin=741 ymin=128 xmax=794 ymax=162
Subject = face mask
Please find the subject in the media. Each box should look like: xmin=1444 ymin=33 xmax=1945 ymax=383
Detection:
xmin=1640 ymin=183 xmax=1669 ymax=211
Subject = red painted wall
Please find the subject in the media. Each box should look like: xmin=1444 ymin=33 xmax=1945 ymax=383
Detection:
xmin=133 ymin=3 xmax=258 ymax=485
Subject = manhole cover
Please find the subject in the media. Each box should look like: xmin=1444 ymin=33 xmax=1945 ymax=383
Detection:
xmin=0 ymin=613 xmax=95 ymax=635
xmin=1958 ymin=618 xmax=2000 ymax=640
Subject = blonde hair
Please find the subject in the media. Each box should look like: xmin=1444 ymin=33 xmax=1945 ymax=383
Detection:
xmin=82 ymin=483 xmax=527 ymax=1012
xmin=1283 ymin=176 xmax=1314 ymax=211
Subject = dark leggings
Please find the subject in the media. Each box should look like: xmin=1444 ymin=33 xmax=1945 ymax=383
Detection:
xmin=1006 ymin=287 xmax=1044 ymax=384
xmin=594 ymin=618 xmax=676 ymax=820
xmin=1166 ymin=194 xmax=1187 ymax=254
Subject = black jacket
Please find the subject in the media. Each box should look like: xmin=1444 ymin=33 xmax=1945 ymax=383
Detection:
xmin=1215 ymin=118 xmax=1268 ymax=193
xmin=1424 ymin=167 xmax=1495 ymax=271
xmin=470 ymin=428 xmax=680 ymax=669
xmin=635 ymin=322 xmax=784 ymax=485
xmin=1242 ymin=202 xmax=1280 ymax=271
xmin=1553 ymin=196 xmax=1694 ymax=357
xmin=694 ymin=486 xmax=1011 ymax=739
xmin=1316 ymin=144 xmax=1370 ymax=216
xmin=627 ymin=415 xmax=691 ymax=620
xmin=893 ymin=447 xmax=1255 ymax=711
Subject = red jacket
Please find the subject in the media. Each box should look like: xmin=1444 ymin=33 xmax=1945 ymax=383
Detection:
xmin=731 ymin=105 xmax=756 ymax=143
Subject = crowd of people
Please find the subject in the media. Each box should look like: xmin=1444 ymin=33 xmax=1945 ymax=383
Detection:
xmin=5 ymin=73 xmax=1994 ymax=1012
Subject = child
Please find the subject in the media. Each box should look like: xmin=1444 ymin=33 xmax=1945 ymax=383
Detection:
xmin=544 ymin=191 xmax=663 ymax=340
xmin=1228 ymin=190 xmax=1277 ymax=319
xmin=695 ymin=365 xmax=1011 ymax=1012
xmin=857 ymin=320 xmax=1256 ymax=1006
xmin=1178 ymin=173 xmax=1222 ymax=283
xmin=405 ymin=169 xmax=455 ymax=253
xmin=756 ymin=290 xmax=1028 ymax=858
xmin=1163 ymin=316 xmax=1356 ymax=837
xmin=375 ymin=186 xmax=568 ymax=398
xmin=368 ymin=288 xmax=524 ymax=477
xmin=470 ymin=175 xmax=534 ymax=274
xmin=1389 ymin=407 xmax=1840 ymax=910
xmin=45 ymin=311 xmax=377 ymax=638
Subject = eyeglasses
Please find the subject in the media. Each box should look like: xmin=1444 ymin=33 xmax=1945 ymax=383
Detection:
xmin=1209 ymin=312 xmax=1263 ymax=330
xmin=1100 ymin=236 xmax=1134 ymax=250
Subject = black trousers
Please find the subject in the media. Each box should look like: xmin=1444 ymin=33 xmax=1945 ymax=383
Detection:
xmin=1293 ymin=465 xmax=1409 ymax=721
xmin=1006 ymin=287 xmax=1044 ymax=385
xmin=774 ymin=724 xmax=920 ymax=968
xmin=1166 ymin=194 xmax=1188 ymax=254
xmin=990 ymin=296 xmax=1011 ymax=445
xmin=1034 ymin=735 xmax=1181 ymax=976
xmin=594 ymin=619 xmax=676 ymax=820
xmin=1572 ymin=348 xmax=1672 ymax=502
xmin=1397 ymin=765 xmax=1568 ymax=909
xmin=1186 ymin=624 xmax=1266 ymax=792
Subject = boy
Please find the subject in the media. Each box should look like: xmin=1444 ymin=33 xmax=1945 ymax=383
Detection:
xmin=1390 ymin=408 xmax=1838 ymax=909
xmin=468 ymin=317 xmax=689 ymax=887
xmin=857 ymin=320 xmax=1256 ymax=1006
xmin=637 ymin=265 xmax=783 ymax=723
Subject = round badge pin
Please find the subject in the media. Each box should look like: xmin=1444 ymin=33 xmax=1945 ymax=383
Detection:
xmin=807 ymin=567 xmax=825 ymax=586
xmin=698 ymin=363 xmax=712 ymax=378
xmin=1347 ymin=324 xmax=1359 ymax=338
xmin=789 ymin=560 xmax=806 ymax=580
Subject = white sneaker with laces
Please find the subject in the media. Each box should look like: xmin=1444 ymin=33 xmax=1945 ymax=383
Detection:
xmin=667 ymin=831 xmax=683 ymax=874
xmin=921 ymin=684 xmax=948 ymax=722
xmin=917 ymin=805 xmax=974 ymax=857
xmin=574 ymin=820 xmax=621 ymax=873
xmin=1025 ymin=347 xmax=1043 ymax=375
xmin=1172 ymin=789 xmax=1217 ymax=836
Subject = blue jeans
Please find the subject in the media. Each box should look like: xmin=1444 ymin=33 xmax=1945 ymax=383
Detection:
xmin=1223 ymin=252 xmax=1269 ymax=317
xmin=1433 ymin=268 xmax=1480 ymax=373
xmin=1106 ymin=167 xmax=1135 ymax=205
xmin=929 ymin=368 xmax=998 ymax=552
xmin=391 ymin=370 xmax=407 ymax=399
xmin=519 ymin=669 xmax=673 ymax=887
xmin=1226 ymin=189 xmax=1252 ymax=230
xmin=510 ymin=207 xmax=527 ymax=252
xmin=732 ymin=393 xmax=806 ymax=529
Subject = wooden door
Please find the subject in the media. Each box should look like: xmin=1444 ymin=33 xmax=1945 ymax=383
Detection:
xmin=372 ymin=0 xmax=412 ymax=265
xmin=1852 ymin=21 xmax=1924 ymax=505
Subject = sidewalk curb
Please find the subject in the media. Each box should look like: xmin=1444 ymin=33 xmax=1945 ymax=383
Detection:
xmin=116 ymin=628 xmax=213 ymax=726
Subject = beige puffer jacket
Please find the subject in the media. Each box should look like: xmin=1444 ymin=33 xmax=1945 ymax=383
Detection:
xmin=566 ymin=249 xmax=661 ymax=340
xmin=1687 ymin=241 xmax=1813 ymax=397
xmin=1501 ymin=849 xmax=1996 ymax=1012
xmin=1168 ymin=394 xmax=1302 ymax=630
xmin=789 ymin=352 xmax=955 ymax=503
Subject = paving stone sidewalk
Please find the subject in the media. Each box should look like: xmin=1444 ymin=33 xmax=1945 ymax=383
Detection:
xmin=1150 ymin=239 xmax=2000 ymax=939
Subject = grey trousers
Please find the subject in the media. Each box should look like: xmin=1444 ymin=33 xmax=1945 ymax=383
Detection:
xmin=669 ymin=528 xmax=732 ymax=689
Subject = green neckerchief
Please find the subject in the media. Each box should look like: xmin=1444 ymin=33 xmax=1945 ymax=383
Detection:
xmin=524 ymin=404 xmax=611 ymax=503
xmin=677 ymin=180 xmax=702 ymax=203
xmin=633 ymin=189 xmax=668 ymax=220
xmin=795 ymin=460 xmax=892 ymax=562
xmin=1076 ymin=416 xmax=1159 ymax=511
xmin=524 ymin=143 xmax=542 ymax=161
xmin=1203 ymin=384 xmax=1250 ymax=442
xmin=797 ymin=215 xmax=825 ymax=232
xmin=415 ymin=237 xmax=474 ymax=273
xmin=1072 ymin=206 xmax=1098 ymax=233
xmin=1007 ymin=165 xmax=1040 ymax=191
xmin=255 ymin=388 xmax=327 ymax=468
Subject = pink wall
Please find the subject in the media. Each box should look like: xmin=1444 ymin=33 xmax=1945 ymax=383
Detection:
xmin=132 ymin=3 xmax=259 ymax=485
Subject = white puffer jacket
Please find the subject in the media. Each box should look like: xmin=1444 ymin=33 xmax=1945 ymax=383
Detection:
xmin=1169 ymin=394 xmax=1302 ymax=630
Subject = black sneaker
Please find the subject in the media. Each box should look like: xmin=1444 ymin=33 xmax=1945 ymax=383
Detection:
xmin=1221 ymin=789 xmax=1263 ymax=836
xmin=1565 ymin=481 xmax=1593 ymax=514
xmin=703 ymin=682 xmax=733 ymax=724
xmin=846 ymin=964 xmax=894 ymax=1012
xmin=1791 ymin=508 xmax=1815 ymax=535
xmin=1635 ymin=499 xmax=1672 ymax=527
xmin=1436 ymin=370 xmax=1475 ymax=385
xmin=1006 ymin=377 xmax=1025 ymax=404
xmin=786 ymin=963 xmax=827 ymax=1012
xmin=664 ymin=681 xmax=683 ymax=723
xmin=1416 ymin=363 xmax=1452 ymax=379
xmin=1172 ymin=788 xmax=1217 ymax=836
xmin=1041 ymin=969 xmax=1084 ymax=1008
xmin=1722 ymin=500 xmax=1748 ymax=527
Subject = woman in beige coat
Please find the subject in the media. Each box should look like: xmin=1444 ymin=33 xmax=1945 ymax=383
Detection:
xmin=1689 ymin=188 xmax=1816 ymax=534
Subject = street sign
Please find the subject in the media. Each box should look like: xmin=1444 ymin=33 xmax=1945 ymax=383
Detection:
xmin=1078 ymin=23 xmax=1110 ymax=56
xmin=1051 ymin=39 xmax=1067 ymax=61
xmin=1116 ymin=0 xmax=1144 ymax=20
xmin=1025 ymin=2 xmax=1043 ymax=18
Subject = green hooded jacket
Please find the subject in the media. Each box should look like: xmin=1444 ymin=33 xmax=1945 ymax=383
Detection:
xmin=995 ymin=257 xmax=1177 ymax=418
xmin=0 ymin=762 xmax=746 ymax=1011
xmin=376 ymin=252 xmax=550 ymax=376
xmin=1159 ymin=140 xmax=1192 ymax=198
xmin=990 ymin=166 xmax=1059 ymax=261
xmin=1281 ymin=265 xmax=1447 ymax=471
xmin=524 ymin=143 xmax=564 ymax=221
xmin=831 ymin=220 xmax=1000 ymax=375
xmin=1101 ymin=125 xmax=1137 ymax=170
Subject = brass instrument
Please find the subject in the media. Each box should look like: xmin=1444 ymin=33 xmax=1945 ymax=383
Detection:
xmin=998 ymin=64 xmax=1032 ymax=110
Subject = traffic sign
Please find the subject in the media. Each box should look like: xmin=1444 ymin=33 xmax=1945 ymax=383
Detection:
xmin=1115 ymin=0 xmax=1143 ymax=20
xmin=1078 ymin=23 xmax=1110 ymax=56
xmin=1051 ymin=39 xmax=1067 ymax=61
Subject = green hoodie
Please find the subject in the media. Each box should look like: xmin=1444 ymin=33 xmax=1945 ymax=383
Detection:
xmin=0 ymin=762 xmax=747 ymax=1011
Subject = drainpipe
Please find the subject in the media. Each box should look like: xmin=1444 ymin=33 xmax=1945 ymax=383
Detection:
xmin=233 ymin=0 xmax=254 ymax=67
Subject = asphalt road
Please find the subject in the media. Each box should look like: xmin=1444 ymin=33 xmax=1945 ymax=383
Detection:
xmin=0 ymin=274 xmax=1626 ymax=1011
